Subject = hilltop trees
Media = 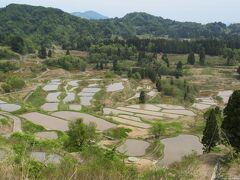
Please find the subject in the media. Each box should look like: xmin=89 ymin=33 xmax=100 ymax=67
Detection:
xmin=202 ymin=107 xmax=222 ymax=153
xmin=187 ymin=52 xmax=195 ymax=65
xmin=222 ymin=90 xmax=240 ymax=151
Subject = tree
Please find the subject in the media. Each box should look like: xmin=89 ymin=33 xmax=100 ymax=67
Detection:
xmin=156 ymin=78 xmax=162 ymax=92
xmin=6 ymin=76 xmax=25 ymax=91
xmin=139 ymin=91 xmax=146 ymax=104
xmin=66 ymin=49 xmax=70 ymax=55
xmin=199 ymin=47 xmax=206 ymax=65
xmin=38 ymin=46 xmax=47 ymax=59
xmin=150 ymin=121 xmax=165 ymax=139
xmin=65 ymin=119 xmax=97 ymax=151
xmin=202 ymin=107 xmax=222 ymax=153
xmin=221 ymin=90 xmax=240 ymax=151
xmin=187 ymin=52 xmax=195 ymax=65
xmin=47 ymin=49 xmax=52 ymax=58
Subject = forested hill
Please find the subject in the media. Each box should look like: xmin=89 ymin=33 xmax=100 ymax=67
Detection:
xmin=0 ymin=4 xmax=240 ymax=48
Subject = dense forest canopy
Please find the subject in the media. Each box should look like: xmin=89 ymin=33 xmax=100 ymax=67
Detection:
xmin=1 ymin=4 xmax=240 ymax=54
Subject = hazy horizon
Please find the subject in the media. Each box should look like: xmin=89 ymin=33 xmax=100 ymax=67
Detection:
xmin=0 ymin=0 xmax=239 ymax=24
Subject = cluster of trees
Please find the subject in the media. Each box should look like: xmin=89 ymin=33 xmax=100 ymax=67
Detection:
xmin=223 ymin=48 xmax=240 ymax=66
xmin=202 ymin=90 xmax=240 ymax=153
xmin=1 ymin=76 xmax=25 ymax=93
xmin=44 ymin=56 xmax=87 ymax=71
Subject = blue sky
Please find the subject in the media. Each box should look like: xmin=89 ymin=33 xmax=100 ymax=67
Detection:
xmin=0 ymin=0 xmax=239 ymax=24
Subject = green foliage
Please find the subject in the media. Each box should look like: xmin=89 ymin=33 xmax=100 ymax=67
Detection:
xmin=45 ymin=56 xmax=86 ymax=71
xmin=202 ymin=107 xmax=222 ymax=153
xmin=222 ymin=90 xmax=240 ymax=151
xmin=22 ymin=120 xmax=45 ymax=134
xmin=105 ymin=127 xmax=131 ymax=139
xmin=65 ymin=119 xmax=97 ymax=151
xmin=26 ymin=87 xmax=46 ymax=107
xmin=150 ymin=121 xmax=165 ymax=138
xmin=223 ymin=48 xmax=239 ymax=65
xmin=1 ymin=76 xmax=25 ymax=92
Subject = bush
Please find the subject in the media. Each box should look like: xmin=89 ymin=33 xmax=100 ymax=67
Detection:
xmin=105 ymin=127 xmax=131 ymax=139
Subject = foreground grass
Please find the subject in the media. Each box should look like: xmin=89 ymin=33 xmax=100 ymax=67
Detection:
xmin=26 ymin=87 xmax=46 ymax=107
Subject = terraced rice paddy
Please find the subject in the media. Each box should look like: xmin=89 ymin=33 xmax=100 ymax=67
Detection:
xmin=192 ymin=97 xmax=216 ymax=110
xmin=217 ymin=90 xmax=233 ymax=104
xmin=0 ymin=104 xmax=21 ymax=112
xmin=35 ymin=131 xmax=58 ymax=140
xmin=63 ymin=92 xmax=75 ymax=103
xmin=106 ymin=82 xmax=124 ymax=92
xmin=69 ymin=104 xmax=82 ymax=111
xmin=43 ymin=79 xmax=61 ymax=92
xmin=103 ymin=104 xmax=196 ymax=128
xmin=117 ymin=139 xmax=150 ymax=156
xmin=67 ymin=80 xmax=79 ymax=87
xmin=79 ymin=87 xmax=101 ymax=106
xmin=46 ymin=92 xmax=61 ymax=102
xmin=52 ymin=111 xmax=116 ymax=131
xmin=41 ymin=103 xmax=58 ymax=112
xmin=109 ymin=116 xmax=150 ymax=129
xmin=30 ymin=152 xmax=61 ymax=165
xmin=159 ymin=135 xmax=203 ymax=166
xmin=21 ymin=112 xmax=68 ymax=131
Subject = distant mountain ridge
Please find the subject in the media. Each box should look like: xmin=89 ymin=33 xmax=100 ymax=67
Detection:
xmin=72 ymin=11 xmax=108 ymax=20
xmin=1 ymin=3 xmax=240 ymax=48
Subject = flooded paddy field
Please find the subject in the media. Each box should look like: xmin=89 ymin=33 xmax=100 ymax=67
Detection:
xmin=52 ymin=111 xmax=116 ymax=131
xmin=117 ymin=139 xmax=150 ymax=157
xmin=21 ymin=112 xmax=68 ymax=131
xmin=35 ymin=131 xmax=58 ymax=140
xmin=30 ymin=152 xmax=61 ymax=165
xmin=159 ymin=135 xmax=203 ymax=166
xmin=41 ymin=103 xmax=58 ymax=112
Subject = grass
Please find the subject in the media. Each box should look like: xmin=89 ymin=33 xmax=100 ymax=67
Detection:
xmin=21 ymin=120 xmax=45 ymax=134
xmin=26 ymin=87 xmax=46 ymax=107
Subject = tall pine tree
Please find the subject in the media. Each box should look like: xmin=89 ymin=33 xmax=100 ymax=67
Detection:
xmin=222 ymin=90 xmax=240 ymax=151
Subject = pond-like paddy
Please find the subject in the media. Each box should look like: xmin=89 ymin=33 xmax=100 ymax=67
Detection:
xmin=21 ymin=112 xmax=68 ymax=131
xmin=159 ymin=135 xmax=203 ymax=166
xmin=41 ymin=103 xmax=58 ymax=112
xmin=106 ymin=82 xmax=124 ymax=92
xmin=30 ymin=152 xmax=61 ymax=165
xmin=46 ymin=92 xmax=61 ymax=102
xmin=63 ymin=93 xmax=75 ymax=103
xmin=79 ymin=87 xmax=101 ymax=106
xmin=117 ymin=139 xmax=150 ymax=156
xmin=35 ymin=131 xmax=58 ymax=140
xmin=52 ymin=111 xmax=116 ymax=131
xmin=0 ymin=104 xmax=21 ymax=112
